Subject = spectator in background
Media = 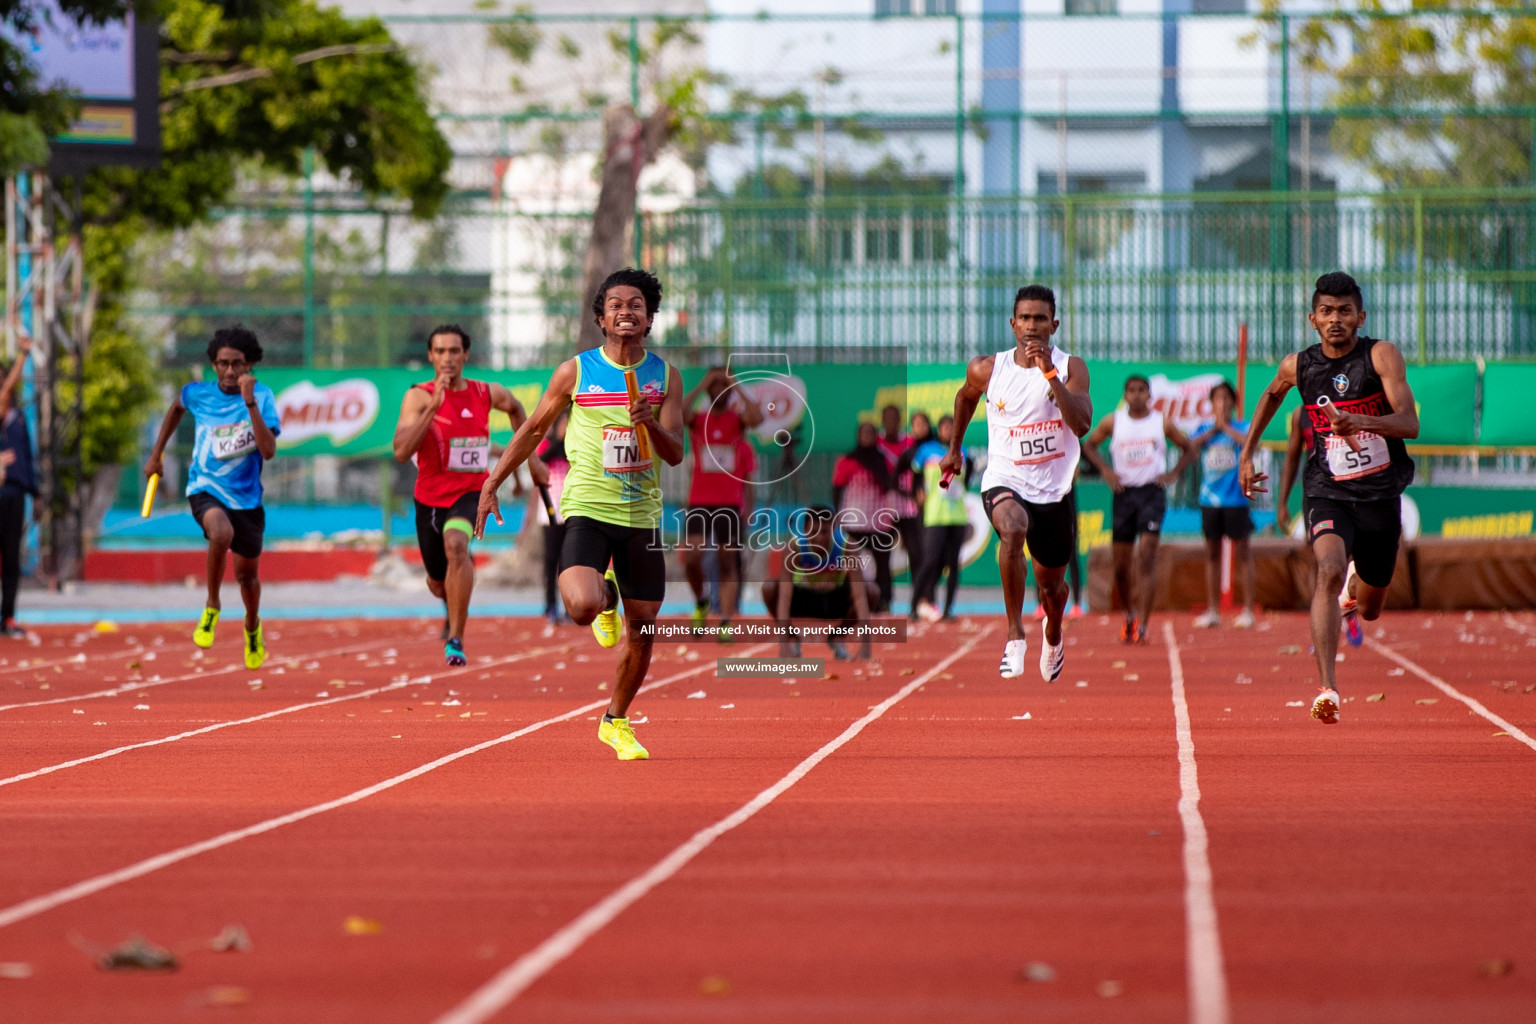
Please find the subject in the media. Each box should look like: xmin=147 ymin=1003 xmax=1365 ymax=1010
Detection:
xmin=534 ymin=410 xmax=570 ymax=634
xmin=0 ymin=337 xmax=31 ymax=638
xmin=1191 ymin=380 xmax=1256 ymax=628
xmin=877 ymin=403 xmax=925 ymax=615
xmin=911 ymin=415 xmax=972 ymax=622
xmin=680 ymin=366 xmax=762 ymax=637
xmin=832 ymin=422 xmax=897 ymax=612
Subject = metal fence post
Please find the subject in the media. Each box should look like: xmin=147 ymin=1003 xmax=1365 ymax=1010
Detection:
xmin=1414 ymin=192 xmax=1426 ymax=365
xmin=302 ymin=147 xmax=316 ymax=368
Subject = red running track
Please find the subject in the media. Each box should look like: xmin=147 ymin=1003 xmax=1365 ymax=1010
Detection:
xmin=0 ymin=610 xmax=1533 ymax=1022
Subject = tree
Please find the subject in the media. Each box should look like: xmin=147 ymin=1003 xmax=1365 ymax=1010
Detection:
xmin=0 ymin=0 xmax=134 ymax=176
xmin=1260 ymin=0 xmax=1536 ymax=190
xmin=47 ymin=0 xmax=449 ymax=551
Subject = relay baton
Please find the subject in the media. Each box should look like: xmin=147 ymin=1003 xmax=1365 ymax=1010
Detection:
xmin=622 ymin=369 xmax=653 ymax=461
xmin=1316 ymin=395 xmax=1361 ymax=452
xmin=537 ymin=483 xmax=560 ymax=526
xmin=939 ymin=470 xmax=955 ymax=490
xmin=140 ymin=473 xmax=160 ymax=518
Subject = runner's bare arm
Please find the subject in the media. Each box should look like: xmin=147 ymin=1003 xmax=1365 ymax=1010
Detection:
xmin=679 ymin=368 xmax=715 ymax=429
xmin=490 ymin=383 xmax=538 ymax=493
xmin=1161 ymin=420 xmax=1198 ymax=484
xmin=391 ymin=386 xmax=439 ymax=463
xmin=1239 ymin=353 xmax=1298 ymax=495
xmin=239 ymin=375 xmax=278 ymax=460
xmin=630 ymin=364 xmax=686 ymax=466
xmin=732 ymin=371 xmax=765 ymax=428
xmin=1078 ymin=413 xmax=1119 ymax=489
xmin=1052 ymin=355 xmax=1093 ymax=436
xmin=1334 ymin=341 xmax=1418 ymax=440
xmin=1277 ymin=408 xmax=1305 ymax=529
xmin=485 ymin=361 xmax=576 ymax=491
xmin=940 ymin=354 xmax=994 ymax=479
xmin=143 ymin=396 xmax=185 ymax=480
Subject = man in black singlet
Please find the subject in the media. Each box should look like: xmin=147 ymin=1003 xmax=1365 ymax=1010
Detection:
xmin=1238 ymin=271 xmax=1419 ymax=725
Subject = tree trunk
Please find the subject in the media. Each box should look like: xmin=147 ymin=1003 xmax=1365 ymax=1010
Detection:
xmin=577 ymin=103 xmax=675 ymax=351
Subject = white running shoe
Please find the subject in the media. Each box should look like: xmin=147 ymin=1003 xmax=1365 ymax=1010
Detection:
xmin=1233 ymin=609 xmax=1255 ymax=629
xmin=1193 ymin=610 xmax=1220 ymax=629
xmin=1039 ymin=636 xmax=1065 ymax=682
xmin=1311 ymin=688 xmax=1341 ymax=725
xmin=999 ymin=639 xmax=1026 ymax=678
xmin=915 ymin=600 xmax=942 ymax=624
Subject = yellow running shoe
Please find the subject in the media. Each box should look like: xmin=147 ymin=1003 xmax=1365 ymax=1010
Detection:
xmin=193 ymin=608 xmax=219 ymax=649
xmin=244 ymin=622 xmax=267 ymax=670
xmin=598 ymin=716 xmax=649 ymax=760
xmin=592 ymin=568 xmax=622 ymax=649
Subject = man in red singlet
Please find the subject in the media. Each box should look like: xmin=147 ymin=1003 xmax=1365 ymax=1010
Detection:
xmin=680 ymin=366 xmax=762 ymax=637
xmin=392 ymin=324 xmax=541 ymax=666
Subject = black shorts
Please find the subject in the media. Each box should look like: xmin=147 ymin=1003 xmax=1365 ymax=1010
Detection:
xmin=560 ymin=515 xmax=667 ymax=602
xmin=681 ymin=505 xmax=743 ymax=548
xmin=1304 ymin=495 xmax=1402 ymax=589
xmin=1201 ymin=506 xmax=1254 ymax=542
xmin=189 ymin=493 xmax=265 ymax=559
xmin=415 ymin=492 xmax=480 ymax=582
xmin=1111 ymin=484 xmax=1166 ymax=543
xmin=981 ymin=487 xmax=1076 ymax=570
xmin=788 ymin=583 xmax=852 ymax=621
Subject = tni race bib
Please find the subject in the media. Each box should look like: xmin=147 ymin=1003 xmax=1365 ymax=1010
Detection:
xmin=1007 ymin=420 xmax=1067 ymax=465
xmin=448 ymin=435 xmax=490 ymax=472
xmin=212 ymin=421 xmax=257 ymax=461
xmin=1324 ymin=432 xmax=1390 ymax=481
xmin=602 ymin=426 xmax=651 ymax=474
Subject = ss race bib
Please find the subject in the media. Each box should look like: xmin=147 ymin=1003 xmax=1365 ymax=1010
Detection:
xmin=212 ymin=421 xmax=257 ymax=461
xmin=447 ymin=435 xmax=490 ymax=472
xmin=601 ymin=426 xmax=651 ymax=474
xmin=1324 ymin=432 xmax=1390 ymax=481
xmin=1007 ymin=420 xmax=1067 ymax=465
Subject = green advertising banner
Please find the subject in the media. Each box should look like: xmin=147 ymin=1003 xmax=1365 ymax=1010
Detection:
xmin=1478 ymin=363 xmax=1536 ymax=447
xmin=258 ymin=357 xmax=1484 ymax=460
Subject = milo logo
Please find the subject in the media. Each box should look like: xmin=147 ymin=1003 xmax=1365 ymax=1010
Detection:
xmin=275 ymin=379 xmax=380 ymax=448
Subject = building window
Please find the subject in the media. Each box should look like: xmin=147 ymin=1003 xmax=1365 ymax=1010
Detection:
xmin=1064 ymin=0 xmax=1117 ymax=15
xmin=875 ymin=0 xmax=955 ymax=15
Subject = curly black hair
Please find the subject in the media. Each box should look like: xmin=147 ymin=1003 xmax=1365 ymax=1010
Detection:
xmin=591 ymin=268 xmax=663 ymax=333
xmin=207 ymin=326 xmax=263 ymax=365
xmin=1012 ymin=284 xmax=1056 ymax=318
xmin=1311 ymin=271 xmax=1363 ymax=310
xmin=426 ymin=324 xmax=471 ymax=353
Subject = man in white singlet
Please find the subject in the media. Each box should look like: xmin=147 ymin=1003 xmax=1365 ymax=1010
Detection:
xmin=942 ymin=285 xmax=1093 ymax=682
xmin=1080 ymin=375 xmax=1196 ymax=645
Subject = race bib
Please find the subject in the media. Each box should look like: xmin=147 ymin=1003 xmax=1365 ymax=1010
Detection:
xmin=211 ymin=421 xmax=257 ymax=461
xmin=1007 ymin=420 xmax=1067 ymax=465
xmin=702 ymin=443 xmax=736 ymax=474
xmin=1202 ymin=445 xmax=1237 ymax=475
xmin=1324 ymin=432 xmax=1390 ymax=481
xmin=447 ymin=435 xmax=490 ymax=472
xmin=602 ymin=426 xmax=651 ymax=474
xmin=1118 ymin=439 xmax=1160 ymax=467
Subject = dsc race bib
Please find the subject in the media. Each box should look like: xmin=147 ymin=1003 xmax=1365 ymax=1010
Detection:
xmin=1324 ymin=432 xmax=1390 ymax=481
xmin=1007 ymin=420 xmax=1067 ymax=465
xmin=447 ymin=435 xmax=490 ymax=473
xmin=212 ymin=421 xmax=257 ymax=461
xmin=602 ymin=426 xmax=651 ymax=474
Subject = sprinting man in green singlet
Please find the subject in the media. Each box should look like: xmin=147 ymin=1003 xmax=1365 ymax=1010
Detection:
xmin=475 ymin=268 xmax=684 ymax=760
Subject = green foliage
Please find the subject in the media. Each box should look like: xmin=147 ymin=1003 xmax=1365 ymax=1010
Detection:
xmin=490 ymin=5 xmax=540 ymax=65
xmin=73 ymin=0 xmax=451 ymax=482
xmin=1258 ymin=0 xmax=1536 ymax=190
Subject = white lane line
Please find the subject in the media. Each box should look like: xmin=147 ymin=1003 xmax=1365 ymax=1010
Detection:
xmin=1366 ymin=640 xmax=1536 ymax=754
xmin=0 ymin=647 xmax=565 ymax=790
xmin=430 ymin=628 xmax=992 ymax=1024
xmin=0 ymin=638 xmax=393 ymax=712
xmin=0 ymin=647 xmax=765 ymax=932
xmin=0 ymin=645 xmax=146 ymax=677
xmin=1162 ymin=621 xmax=1232 ymax=1024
